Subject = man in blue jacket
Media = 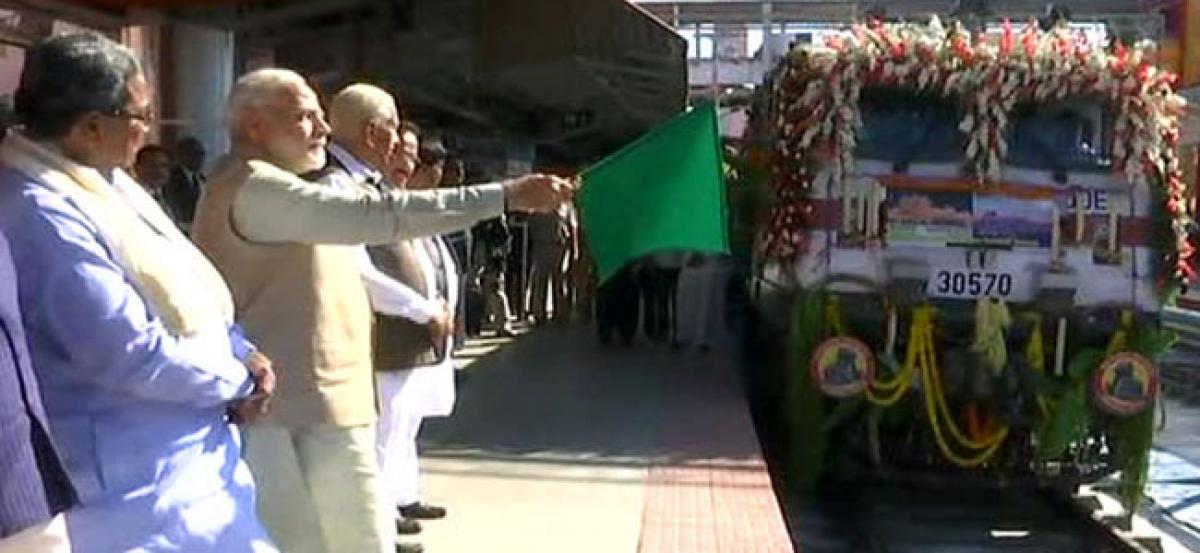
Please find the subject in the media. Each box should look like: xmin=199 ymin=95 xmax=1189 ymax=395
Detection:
xmin=0 ymin=34 xmax=276 ymax=552
xmin=0 ymin=231 xmax=75 ymax=551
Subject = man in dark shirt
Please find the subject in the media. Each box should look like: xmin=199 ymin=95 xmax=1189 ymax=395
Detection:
xmin=0 ymin=231 xmax=75 ymax=551
xmin=164 ymin=135 xmax=207 ymax=228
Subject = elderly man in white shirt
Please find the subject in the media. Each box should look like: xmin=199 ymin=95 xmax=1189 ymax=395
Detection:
xmin=367 ymin=129 xmax=461 ymax=535
xmin=317 ymin=84 xmax=458 ymax=553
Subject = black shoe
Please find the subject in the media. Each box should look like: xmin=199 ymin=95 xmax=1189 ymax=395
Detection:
xmin=396 ymin=543 xmax=424 ymax=553
xmin=399 ymin=502 xmax=447 ymax=520
xmin=396 ymin=518 xmax=422 ymax=535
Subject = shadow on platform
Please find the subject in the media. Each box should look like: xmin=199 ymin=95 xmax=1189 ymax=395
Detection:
xmin=423 ymin=325 xmax=766 ymax=469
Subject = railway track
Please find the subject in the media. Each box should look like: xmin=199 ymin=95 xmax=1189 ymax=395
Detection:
xmin=786 ymin=478 xmax=1157 ymax=553
xmin=737 ymin=285 xmax=1181 ymax=553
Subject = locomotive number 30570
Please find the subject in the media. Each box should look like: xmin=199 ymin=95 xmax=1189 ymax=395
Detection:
xmin=932 ymin=270 xmax=1013 ymax=298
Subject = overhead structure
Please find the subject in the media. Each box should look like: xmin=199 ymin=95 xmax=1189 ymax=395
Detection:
xmin=1 ymin=0 xmax=687 ymax=166
xmin=180 ymin=0 xmax=687 ymax=165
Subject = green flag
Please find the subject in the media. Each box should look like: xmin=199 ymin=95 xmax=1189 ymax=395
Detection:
xmin=579 ymin=102 xmax=729 ymax=283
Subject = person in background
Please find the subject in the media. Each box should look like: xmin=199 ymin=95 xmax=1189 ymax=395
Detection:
xmin=395 ymin=145 xmax=476 ymax=344
xmin=407 ymin=135 xmax=446 ymax=190
xmin=0 ymin=231 xmax=76 ymax=553
xmin=675 ymin=253 xmax=733 ymax=353
xmin=596 ymin=260 xmax=641 ymax=348
xmin=642 ymin=252 xmax=685 ymax=346
xmin=441 ymin=158 xmax=466 ymax=189
xmin=526 ymin=203 xmax=574 ymax=326
xmin=386 ymin=121 xmax=423 ymax=185
xmin=439 ymin=158 xmax=471 ymax=350
xmin=0 ymin=33 xmax=277 ymax=552
xmin=191 ymin=71 xmax=572 ymax=553
xmin=364 ymin=123 xmax=460 ymax=553
xmin=133 ymin=144 xmax=176 ymax=219
xmin=570 ymin=226 xmax=596 ymax=325
xmin=165 ymin=135 xmax=206 ymax=229
xmin=470 ymin=214 xmax=517 ymax=337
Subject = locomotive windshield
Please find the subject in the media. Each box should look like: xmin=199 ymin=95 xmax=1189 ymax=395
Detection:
xmin=1006 ymin=100 xmax=1112 ymax=173
xmin=855 ymin=87 xmax=962 ymax=165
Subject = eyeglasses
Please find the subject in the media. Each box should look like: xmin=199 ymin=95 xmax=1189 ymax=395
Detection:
xmin=106 ymin=107 xmax=156 ymax=125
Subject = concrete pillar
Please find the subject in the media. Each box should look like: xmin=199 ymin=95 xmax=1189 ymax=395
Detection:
xmin=170 ymin=22 xmax=234 ymax=168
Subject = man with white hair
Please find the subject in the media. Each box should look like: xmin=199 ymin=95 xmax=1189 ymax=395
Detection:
xmin=192 ymin=70 xmax=571 ymax=553
xmin=313 ymin=84 xmax=436 ymax=553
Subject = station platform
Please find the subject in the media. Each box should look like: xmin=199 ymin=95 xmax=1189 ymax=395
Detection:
xmin=409 ymin=325 xmax=793 ymax=553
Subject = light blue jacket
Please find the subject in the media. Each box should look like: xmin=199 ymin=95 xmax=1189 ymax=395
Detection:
xmin=0 ymin=166 xmax=277 ymax=553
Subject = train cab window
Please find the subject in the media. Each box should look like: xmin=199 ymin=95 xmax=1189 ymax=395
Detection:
xmin=1006 ymin=100 xmax=1111 ymax=173
xmin=855 ymin=87 xmax=963 ymax=167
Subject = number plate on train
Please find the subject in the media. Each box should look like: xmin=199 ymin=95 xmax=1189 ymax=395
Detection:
xmin=927 ymin=270 xmax=1018 ymax=299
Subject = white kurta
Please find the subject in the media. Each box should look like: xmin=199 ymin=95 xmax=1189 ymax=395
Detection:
xmin=675 ymin=255 xmax=732 ymax=348
xmin=363 ymin=235 xmax=459 ymax=507
xmin=371 ymin=237 xmax=459 ymax=418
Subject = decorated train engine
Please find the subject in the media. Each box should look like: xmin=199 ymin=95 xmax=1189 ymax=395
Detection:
xmin=747 ymin=17 xmax=1193 ymax=510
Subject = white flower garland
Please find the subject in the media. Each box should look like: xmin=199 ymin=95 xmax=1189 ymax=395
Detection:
xmin=768 ymin=17 xmax=1194 ymax=289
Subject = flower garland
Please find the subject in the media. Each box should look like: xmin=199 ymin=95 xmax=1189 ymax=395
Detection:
xmin=762 ymin=17 xmax=1193 ymax=292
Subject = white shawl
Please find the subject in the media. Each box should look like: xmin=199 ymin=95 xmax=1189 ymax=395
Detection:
xmin=1 ymin=131 xmax=234 ymax=336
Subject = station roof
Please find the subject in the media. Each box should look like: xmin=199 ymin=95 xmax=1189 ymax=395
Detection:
xmin=38 ymin=0 xmax=686 ymax=162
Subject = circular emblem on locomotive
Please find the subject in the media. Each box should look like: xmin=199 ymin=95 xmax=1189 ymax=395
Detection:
xmin=1092 ymin=352 xmax=1158 ymax=416
xmin=810 ymin=337 xmax=876 ymax=398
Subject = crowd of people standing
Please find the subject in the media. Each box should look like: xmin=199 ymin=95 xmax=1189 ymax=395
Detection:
xmin=594 ymin=251 xmax=732 ymax=351
xmin=0 ymin=31 xmax=731 ymax=553
xmin=0 ymin=33 xmax=572 ymax=553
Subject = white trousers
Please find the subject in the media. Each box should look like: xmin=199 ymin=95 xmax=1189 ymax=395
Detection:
xmin=242 ymin=423 xmax=390 ymax=553
xmin=676 ymin=264 xmax=730 ymax=347
xmin=376 ymin=373 xmax=427 ymax=508
xmin=0 ymin=515 xmax=69 ymax=553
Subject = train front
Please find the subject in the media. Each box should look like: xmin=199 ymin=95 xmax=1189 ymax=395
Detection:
xmin=748 ymin=18 xmax=1192 ymax=509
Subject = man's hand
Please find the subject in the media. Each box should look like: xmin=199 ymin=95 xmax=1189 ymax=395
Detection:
xmin=229 ymin=351 xmax=276 ymax=424
xmin=503 ymin=174 xmax=575 ymax=213
xmin=426 ymin=301 xmax=454 ymax=344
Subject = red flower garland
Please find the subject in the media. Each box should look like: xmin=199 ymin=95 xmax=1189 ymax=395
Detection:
xmin=762 ymin=18 xmax=1193 ymax=293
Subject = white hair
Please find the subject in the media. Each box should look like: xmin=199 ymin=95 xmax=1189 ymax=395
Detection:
xmin=328 ymin=83 xmax=398 ymax=143
xmin=227 ymin=68 xmax=310 ymax=127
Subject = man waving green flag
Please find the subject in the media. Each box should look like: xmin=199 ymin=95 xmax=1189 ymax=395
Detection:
xmin=578 ymin=102 xmax=729 ymax=283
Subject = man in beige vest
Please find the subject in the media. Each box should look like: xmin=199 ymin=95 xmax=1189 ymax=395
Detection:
xmin=191 ymin=69 xmax=572 ymax=553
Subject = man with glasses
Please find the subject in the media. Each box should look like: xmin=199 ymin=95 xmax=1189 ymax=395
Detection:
xmin=165 ymin=136 xmax=207 ymax=230
xmin=0 ymin=34 xmax=278 ymax=552
xmin=408 ymin=136 xmax=446 ymax=189
xmin=192 ymin=75 xmax=573 ymax=553
xmin=366 ymin=130 xmax=460 ymax=553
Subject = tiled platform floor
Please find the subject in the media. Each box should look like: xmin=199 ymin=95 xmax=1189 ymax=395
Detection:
xmin=411 ymin=326 xmax=792 ymax=552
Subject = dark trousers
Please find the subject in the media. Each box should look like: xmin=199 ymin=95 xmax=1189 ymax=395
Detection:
xmin=596 ymin=265 xmax=640 ymax=346
xmin=640 ymin=267 xmax=680 ymax=343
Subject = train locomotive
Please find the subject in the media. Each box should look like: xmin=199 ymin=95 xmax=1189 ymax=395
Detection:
xmin=744 ymin=16 xmax=1193 ymax=511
